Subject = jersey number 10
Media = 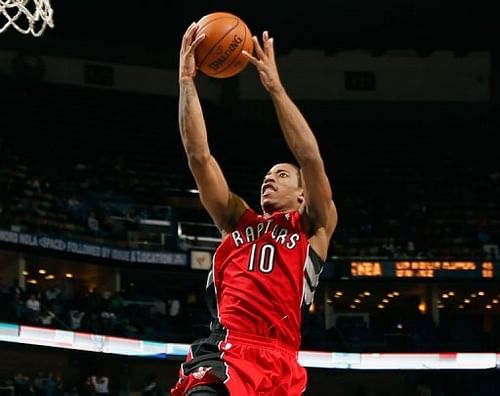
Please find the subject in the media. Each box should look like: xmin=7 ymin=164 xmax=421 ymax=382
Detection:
xmin=247 ymin=243 xmax=276 ymax=273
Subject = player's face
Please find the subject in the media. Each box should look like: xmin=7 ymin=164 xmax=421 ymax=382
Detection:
xmin=260 ymin=163 xmax=303 ymax=213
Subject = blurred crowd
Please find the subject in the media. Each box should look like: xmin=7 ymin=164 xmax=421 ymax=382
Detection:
xmin=1 ymin=147 xmax=499 ymax=259
xmin=0 ymin=279 xmax=204 ymax=344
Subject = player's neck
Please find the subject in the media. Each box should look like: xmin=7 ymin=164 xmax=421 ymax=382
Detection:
xmin=262 ymin=208 xmax=295 ymax=218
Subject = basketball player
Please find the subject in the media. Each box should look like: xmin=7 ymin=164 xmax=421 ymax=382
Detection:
xmin=171 ymin=22 xmax=337 ymax=396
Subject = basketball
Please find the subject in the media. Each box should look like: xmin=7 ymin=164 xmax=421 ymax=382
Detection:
xmin=195 ymin=12 xmax=253 ymax=79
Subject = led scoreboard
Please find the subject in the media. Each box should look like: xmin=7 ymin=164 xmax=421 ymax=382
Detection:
xmin=348 ymin=260 xmax=498 ymax=279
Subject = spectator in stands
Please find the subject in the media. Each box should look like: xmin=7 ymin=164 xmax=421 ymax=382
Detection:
xmin=108 ymin=291 xmax=124 ymax=314
xmin=126 ymin=207 xmax=141 ymax=224
xmin=150 ymin=297 xmax=166 ymax=316
xmin=380 ymin=237 xmax=396 ymax=257
xmin=39 ymin=309 xmax=56 ymax=326
xmin=69 ymin=309 xmax=85 ymax=330
xmin=29 ymin=178 xmax=42 ymax=194
xmin=13 ymin=373 xmax=32 ymax=396
xmin=45 ymin=373 xmax=56 ymax=396
xmin=66 ymin=194 xmax=85 ymax=223
xmin=54 ymin=376 xmax=64 ymax=396
xmin=87 ymin=211 xmax=100 ymax=236
xmin=25 ymin=293 xmax=41 ymax=323
xmin=167 ymin=296 xmax=180 ymax=318
xmin=33 ymin=372 xmax=46 ymax=396
xmin=43 ymin=285 xmax=61 ymax=312
xmin=81 ymin=377 xmax=95 ymax=396
xmin=483 ymin=243 xmax=499 ymax=259
xmin=90 ymin=375 xmax=109 ymax=396
xmin=8 ymin=282 xmax=25 ymax=322
xmin=10 ymin=280 xmax=24 ymax=300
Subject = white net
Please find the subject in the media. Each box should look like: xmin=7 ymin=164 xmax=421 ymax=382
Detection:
xmin=0 ymin=0 xmax=54 ymax=37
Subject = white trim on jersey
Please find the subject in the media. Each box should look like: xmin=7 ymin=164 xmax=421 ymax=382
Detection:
xmin=302 ymin=244 xmax=324 ymax=306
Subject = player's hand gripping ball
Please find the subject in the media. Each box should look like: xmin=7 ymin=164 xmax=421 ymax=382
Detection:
xmin=195 ymin=12 xmax=254 ymax=79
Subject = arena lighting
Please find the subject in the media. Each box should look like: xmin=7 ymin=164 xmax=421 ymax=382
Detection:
xmin=0 ymin=322 xmax=499 ymax=369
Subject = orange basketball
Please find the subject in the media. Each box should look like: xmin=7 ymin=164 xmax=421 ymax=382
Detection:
xmin=195 ymin=12 xmax=253 ymax=79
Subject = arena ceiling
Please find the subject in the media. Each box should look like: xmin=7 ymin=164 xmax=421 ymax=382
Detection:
xmin=0 ymin=0 xmax=496 ymax=68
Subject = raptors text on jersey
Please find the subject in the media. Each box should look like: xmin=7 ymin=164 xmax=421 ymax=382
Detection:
xmin=206 ymin=209 xmax=324 ymax=350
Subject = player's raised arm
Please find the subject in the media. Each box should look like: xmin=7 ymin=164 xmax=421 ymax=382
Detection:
xmin=179 ymin=22 xmax=248 ymax=232
xmin=243 ymin=31 xmax=337 ymax=257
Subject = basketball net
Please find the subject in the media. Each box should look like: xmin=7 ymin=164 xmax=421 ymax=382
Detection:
xmin=0 ymin=0 xmax=54 ymax=37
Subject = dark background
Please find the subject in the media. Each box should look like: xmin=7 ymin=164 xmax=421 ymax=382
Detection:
xmin=1 ymin=1 xmax=498 ymax=64
xmin=1 ymin=1 xmax=500 ymax=395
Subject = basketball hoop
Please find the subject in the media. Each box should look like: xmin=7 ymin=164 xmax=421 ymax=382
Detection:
xmin=0 ymin=0 xmax=54 ymax=37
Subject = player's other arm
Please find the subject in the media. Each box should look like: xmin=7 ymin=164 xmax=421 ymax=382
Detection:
xmin=271 ymin=88 xmax=337 ymax=257
xmin=243 ymin=32 xmax=337 ymax=255
xmin=179 ymin=22 xmax=248 ymax=233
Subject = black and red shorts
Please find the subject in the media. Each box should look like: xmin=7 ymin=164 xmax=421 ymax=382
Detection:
xmin=170 ymin=329 xmax=307 ymax=396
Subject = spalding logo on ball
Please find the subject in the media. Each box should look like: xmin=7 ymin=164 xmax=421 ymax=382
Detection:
xmin=195 ymin=12 xmax=254 ymax=79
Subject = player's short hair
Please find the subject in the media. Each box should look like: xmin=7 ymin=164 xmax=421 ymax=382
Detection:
xmin=265 ymin=162 xmax=302 ymax=188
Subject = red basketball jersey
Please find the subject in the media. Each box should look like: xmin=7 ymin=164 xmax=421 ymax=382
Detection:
xmin=206 ymin=208 xmax=324 ymax=350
